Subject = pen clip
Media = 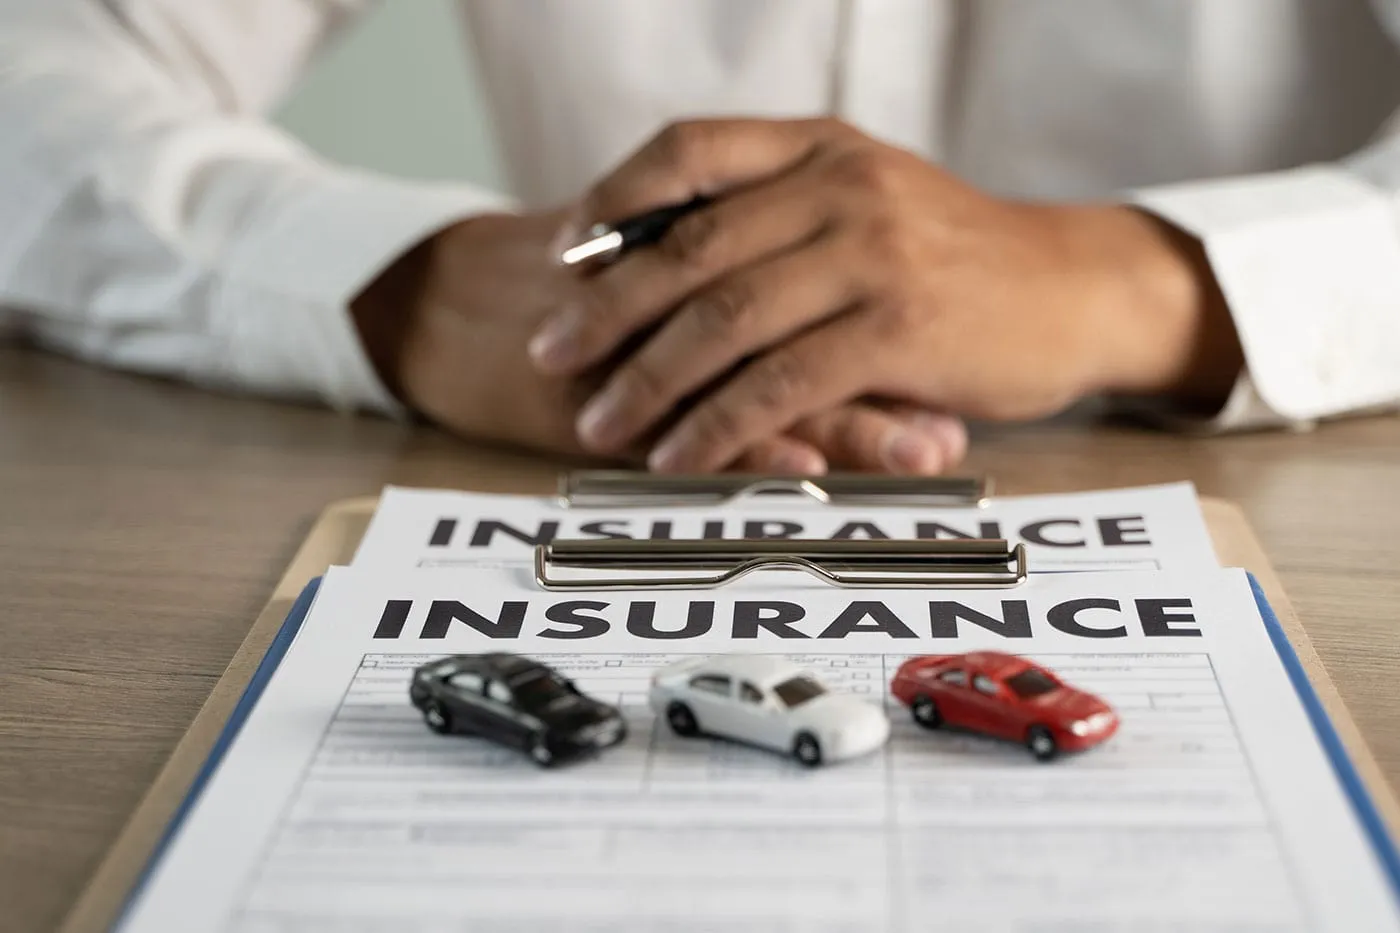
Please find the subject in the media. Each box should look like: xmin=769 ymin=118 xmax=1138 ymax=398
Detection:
xmin=558 ymin=196 xmax=713 ymax=267
xmin=558 ymin=225 xmax=624 ymax=266
xmin=534 ymin=538 xmax=1027 ymax=590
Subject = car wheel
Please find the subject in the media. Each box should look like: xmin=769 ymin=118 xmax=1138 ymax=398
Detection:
xmin=1026 ymin=725 xmax=1058 ymax=762
xmin=911 ymin=696 xmax=942 ymax=729
xmin=793 ymin=732 xmax=823 ymax=768
xmin=423 ymin=701 xmax=452 ymax=734
xmin=529 ymin=735 xmax=555 ymax=766
xmin=666 ymin=702 xmax=700 ymax=737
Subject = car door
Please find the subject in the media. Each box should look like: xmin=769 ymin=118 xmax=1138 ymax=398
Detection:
xmin=928 ymin=668 xmax=974 ymax=728
xmin=967 ymin=673 xmax=1019 ymax=741
xmin=730 ymin=680 xmax=783 ymax=750
xmin=483 ymin=677 xmax=534 ymax=749
xmin=685 ymin=673 xmax=737 ymax=736
xmin=443 ymin=670 xmax=490 ymax=733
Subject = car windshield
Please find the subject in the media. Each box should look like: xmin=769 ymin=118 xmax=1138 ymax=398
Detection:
xmin=1004 ymin=668 xmax=1059 ymax=699
xmin=509 ymin=670 xmax=575 ymax=710
xmin=771 ymin=676 xmax=827 ymax=708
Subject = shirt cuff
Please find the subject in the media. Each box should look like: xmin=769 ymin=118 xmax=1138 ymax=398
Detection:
xmin=212 ymin=165 xmax=518 ymax=417
xmin=1127 ymin=164 xmax=1400 ymax=431
xmin=1112 ymin=371 xmax=1311 ymax=435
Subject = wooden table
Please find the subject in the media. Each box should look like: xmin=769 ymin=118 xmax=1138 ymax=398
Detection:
xmin=3 ymin=344 xmax=1399 ymax=933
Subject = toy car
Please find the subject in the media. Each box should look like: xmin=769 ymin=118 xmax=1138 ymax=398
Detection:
xmin=648 ymin=654 xmax=890 ymax=767
xmin=890 ymin=651 xmax=1117 ymax=761
xmin=409 ymin=653 xmax=626 ymax=766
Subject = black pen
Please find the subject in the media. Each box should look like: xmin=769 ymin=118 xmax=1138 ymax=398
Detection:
xmin=559 ymin=196 xmax=713 ymax=266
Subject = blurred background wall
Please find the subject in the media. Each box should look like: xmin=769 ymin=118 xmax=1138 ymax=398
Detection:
xmin=273 ymin=1 xmax=506 ymax=189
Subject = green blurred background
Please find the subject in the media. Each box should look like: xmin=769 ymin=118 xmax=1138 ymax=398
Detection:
xmin=273 ymin=1 xmax=506 ymax=189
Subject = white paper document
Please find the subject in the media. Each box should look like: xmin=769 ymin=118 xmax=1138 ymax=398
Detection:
xmin=352 ymin=482 xmax=1219 ymax=573
xmin=118 ymin=566 xmax=1400 ymax=932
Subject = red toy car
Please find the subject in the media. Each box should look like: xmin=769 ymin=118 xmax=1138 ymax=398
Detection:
xmin=890 ymin=651 xmax=1117 ymax=761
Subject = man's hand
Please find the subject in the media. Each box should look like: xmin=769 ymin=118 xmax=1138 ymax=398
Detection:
xmin=526 ymin=118 xmax=1244 ymax=472
xmin=351 ymin=207 xmax=969 ymax=473
xmin=351 ymin=209 xmax=598 ymax=456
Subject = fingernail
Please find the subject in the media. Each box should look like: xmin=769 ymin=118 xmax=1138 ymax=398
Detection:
xmin=771 ymin=448 xmax=827 ymax=475
xmin=576 ymin=381 xmax=630 ymax=450
xmin=528 ymin=305 xmax=585 ymax=371
xmin=910 ymin=414 xmax=968 ymax=467
xmin=647 ymin=430 xmax=695 ymax=474
xmin=882 ymin=428 xmax=944 ymax=475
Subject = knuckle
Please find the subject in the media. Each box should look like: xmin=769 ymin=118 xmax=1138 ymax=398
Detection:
xmin=863 ymin=213 xmax=905 ymax=257
xmin=859 ymin=212 xmax=924 ymax=279
xmin=659 ymin=209 xmax=722 ymax=268
xmin=575 ymin=288 xmax=619 ymax=336
xmin=692 ymin=398 xmax=742 ymax=448
xmin=805 ymin=406 xmax=864 ymax=457
xmin=829 ymin=146 xmax=897 ymax=195
xmin=798 ymin=116 xmax=856 ymax=148
xmin=653 ymin=120 xmax=709 ymax=172
xmin=871 ymin=296 xmax=919 ymax=340
xmin=622 ymin=357 xmax=667 ymax=399
xmin=689 ymin=280 xmax=755 ymax=340
xmin=585 ymin=271 xmax=650 ymax=331
xmin=750 ymin=350 xmax=810 ymax=412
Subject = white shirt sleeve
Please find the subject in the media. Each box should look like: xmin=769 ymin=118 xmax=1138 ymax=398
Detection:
xmin=1130 ymin=165 xmax=1400 ymax=432
xmin=0 ymin=1 xmax=516 ymax=415
xmin=1126 ymin=0 xmax=1400 ymax=432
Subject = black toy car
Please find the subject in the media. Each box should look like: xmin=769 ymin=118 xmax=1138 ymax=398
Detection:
xmin=409 ymin=653 xmax=626 ymax=766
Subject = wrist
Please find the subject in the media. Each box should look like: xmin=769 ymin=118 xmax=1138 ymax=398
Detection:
xmin=349 ymin=236 xmax=436 ymax=407
xmin=1070 ymin=205 xmax=1244 ymax=412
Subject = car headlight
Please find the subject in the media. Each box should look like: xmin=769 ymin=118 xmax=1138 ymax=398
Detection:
xmin=1070 ymin=713 xmax=1115 ymax=737
xmin=577 ymin=719 xmax=620 ymax=741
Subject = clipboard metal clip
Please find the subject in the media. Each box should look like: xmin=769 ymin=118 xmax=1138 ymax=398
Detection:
xmin=534 ymin=539 xmax=1027 ymax=591
xmin=557 ymin=471 xmax=991 ymax=508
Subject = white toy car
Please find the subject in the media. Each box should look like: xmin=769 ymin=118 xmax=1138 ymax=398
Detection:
xmin=647 ymin=655 xmax=890 ymax=767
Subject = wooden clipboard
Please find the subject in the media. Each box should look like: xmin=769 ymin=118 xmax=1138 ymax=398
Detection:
xmin=58 ymin=494 xmax=1400 ymax=933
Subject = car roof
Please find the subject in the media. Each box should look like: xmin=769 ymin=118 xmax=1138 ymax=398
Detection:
xmin=428 ymin=653 xmax=547 ymax=678
xmin=692 ymin=654 xmax=804 ymax=685
xmin=958 ymin=651 xmax=1034 ymax=678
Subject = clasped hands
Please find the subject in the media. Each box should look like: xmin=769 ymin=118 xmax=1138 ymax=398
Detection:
xmin=359 ymin=118 xmax=1242 ymax=474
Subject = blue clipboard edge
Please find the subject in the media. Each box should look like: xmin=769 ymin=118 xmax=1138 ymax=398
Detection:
xmin=109 ymin=575 xmax=325 ymax=932
xmin=1249 ymin=573 xmax=1400 ymax=895
xmin=111 ymin=571 xmax=1400 ymax=926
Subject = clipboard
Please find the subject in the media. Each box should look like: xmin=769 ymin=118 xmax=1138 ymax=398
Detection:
xmin=57 ymin=477 xmax=1400 ymax=933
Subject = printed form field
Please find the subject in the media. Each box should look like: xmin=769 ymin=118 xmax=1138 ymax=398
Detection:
xmin=229 ymin=652 xmax=1306 ymax=932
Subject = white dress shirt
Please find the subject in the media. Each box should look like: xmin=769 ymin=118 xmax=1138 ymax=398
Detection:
xmin=3 ymin=0 xmax=1400 ymax=431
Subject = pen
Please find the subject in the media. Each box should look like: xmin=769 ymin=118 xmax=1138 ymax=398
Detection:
xmin=559 ymin=196 xmax=713 ymax=266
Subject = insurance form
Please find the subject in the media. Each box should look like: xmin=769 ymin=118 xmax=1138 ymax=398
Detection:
xmin=352 ymin=481 xmax=1219 ymax=573
xmin=117 ymin=567 xmax=1400 ymax=932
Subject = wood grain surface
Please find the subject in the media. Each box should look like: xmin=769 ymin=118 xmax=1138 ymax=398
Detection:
xmin=3 ymin=345 xmax=1399 ymax=933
